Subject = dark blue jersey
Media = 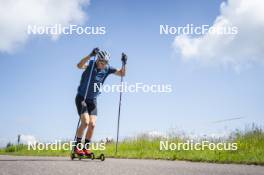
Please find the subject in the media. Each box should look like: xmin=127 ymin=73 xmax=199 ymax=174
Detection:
xmin=77 ymin=60 xmax=117 ymax=100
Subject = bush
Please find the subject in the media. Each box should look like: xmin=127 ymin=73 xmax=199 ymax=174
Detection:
xmin=5 ymin=145 xmax=16 ymax=152
xmin=6 ymin=142 xmax=13 ymax=148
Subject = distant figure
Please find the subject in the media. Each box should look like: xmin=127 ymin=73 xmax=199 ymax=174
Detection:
xmin=17 ymin=134 xmax=21 ymax=145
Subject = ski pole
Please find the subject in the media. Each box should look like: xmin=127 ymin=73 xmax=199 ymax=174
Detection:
xmin=115 ymin=53 xmax=127 ymax=154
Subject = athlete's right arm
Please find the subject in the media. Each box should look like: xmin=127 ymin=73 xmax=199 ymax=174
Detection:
xmin=77 ymin=55 xmax=91 ymax=69
xmin=77 ymin=48 xmax=99 ymax=69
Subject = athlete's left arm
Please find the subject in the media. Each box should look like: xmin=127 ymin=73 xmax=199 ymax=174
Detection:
xmin=114 ymin=66 xmax=126 ymax=77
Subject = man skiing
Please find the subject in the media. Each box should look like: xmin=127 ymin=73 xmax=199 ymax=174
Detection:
xmin=74 ymin=48 xmax=127 ymax=155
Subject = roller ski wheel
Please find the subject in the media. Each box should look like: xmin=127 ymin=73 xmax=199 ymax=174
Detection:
xmin=70 ymin=153 xmax=75 ymax=160
xmin=90 ymin=153 xmax=95 ymax=160
xmin=99 ymin=154 xmax=105 ymax=161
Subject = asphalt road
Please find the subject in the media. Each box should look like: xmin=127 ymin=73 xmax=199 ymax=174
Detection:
xmin=0 ymin=155 xmax=263 ymax=175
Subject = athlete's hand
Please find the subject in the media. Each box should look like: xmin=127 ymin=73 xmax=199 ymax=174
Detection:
xmin=81 ymin=101 xmax=87 ymax=107
xmin=89 ymin=48 xmax=99 ymax=57
xmin=121 ymin=53 xmax=127 ymax=65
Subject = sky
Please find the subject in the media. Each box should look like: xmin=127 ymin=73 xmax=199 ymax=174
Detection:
xmin=0 ymin=0 xmax=264 ymax=145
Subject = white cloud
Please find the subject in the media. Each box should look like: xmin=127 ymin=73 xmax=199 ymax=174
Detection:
xmin=173 ymin=0 xmax=264 ymax=70
xmin=0 ymin=0 xmax=89 ymax=53
xmin=19 ymin=134 xmax=37 ymax=145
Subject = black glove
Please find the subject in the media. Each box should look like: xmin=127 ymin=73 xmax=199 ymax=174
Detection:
xmin=121 ymin=53 xmax=127 ymax=65
xmin=89 ymin=48 xmax=99 ymax=57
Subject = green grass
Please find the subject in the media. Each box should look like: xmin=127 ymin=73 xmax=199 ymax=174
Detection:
xmin=1 ymin=126 xmax=264 ymax=165
xmin=102 ymin=132 xmax=264 ymax=165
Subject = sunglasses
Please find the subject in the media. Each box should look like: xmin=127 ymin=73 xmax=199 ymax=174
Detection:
xmin=98 ymin=60 xmax=107 ymax=65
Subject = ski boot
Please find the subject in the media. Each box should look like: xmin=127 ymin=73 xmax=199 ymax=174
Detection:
xmin=83 ymin=149 xmax=95 ymax=160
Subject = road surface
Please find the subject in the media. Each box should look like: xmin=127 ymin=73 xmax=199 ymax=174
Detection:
xmin=0 ymin=155 xmax=263 ymax=175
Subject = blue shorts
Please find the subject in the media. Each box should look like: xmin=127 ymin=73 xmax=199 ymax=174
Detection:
xmin=75 ymin=94 xmax=97 ymax=116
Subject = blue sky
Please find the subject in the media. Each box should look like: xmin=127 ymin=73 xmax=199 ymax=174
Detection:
xmin=0 ymin=0 xmax=263 ymax=145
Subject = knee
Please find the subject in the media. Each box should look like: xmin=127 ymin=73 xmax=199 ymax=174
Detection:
xmin=88 ymin=121 xmax=96 ymax=129
xmin=81 ymin=120 xmax=89 ymax=128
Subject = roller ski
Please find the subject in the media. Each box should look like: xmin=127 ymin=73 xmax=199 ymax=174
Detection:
xmin=71 ymin=148 xmax=105 ymax=161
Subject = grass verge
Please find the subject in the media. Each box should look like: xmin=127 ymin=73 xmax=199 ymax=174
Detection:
xmin=1 ymin=126 xmax=263 ymax=165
